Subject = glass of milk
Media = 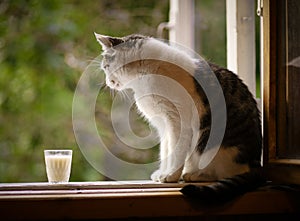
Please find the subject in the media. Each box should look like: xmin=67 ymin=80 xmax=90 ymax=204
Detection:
xmin=44 ymin=150 xmax=72 ymax=183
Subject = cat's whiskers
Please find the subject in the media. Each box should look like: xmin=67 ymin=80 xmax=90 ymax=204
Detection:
xmin=85 ymin=56 xmax=100 ymax=63
xmin=85 ymin=58 xmax=103 ymax=69
xmin=123 ymin=90 xmax=131 ymax=100
xmin=117 ymin=90 xmax=125 ymax=101
xmin=110 ymin=89 xmax=116 ymax=98
xmin=98 ymin=82 xmax=107 ymax=91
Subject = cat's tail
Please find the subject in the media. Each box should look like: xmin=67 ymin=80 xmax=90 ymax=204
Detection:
xmin=180 ymin=170 xmax=266 ymax=203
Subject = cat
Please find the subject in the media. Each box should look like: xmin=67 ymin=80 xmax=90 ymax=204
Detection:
xmin=94 ymin=33 xmax=265 ymax=201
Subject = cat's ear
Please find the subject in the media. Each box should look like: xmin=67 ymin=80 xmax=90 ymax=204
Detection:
xmin=94 ymin=33 xmax=124 ymax=50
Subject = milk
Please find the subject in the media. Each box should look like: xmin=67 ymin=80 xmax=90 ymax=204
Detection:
xmin=44 ymin=150 xmax=72 ymax=183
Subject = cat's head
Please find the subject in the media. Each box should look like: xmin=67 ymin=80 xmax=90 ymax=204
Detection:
xmin=95 ymin=33 xmax=149 ymax=91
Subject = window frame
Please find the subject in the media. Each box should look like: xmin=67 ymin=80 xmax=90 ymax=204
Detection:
xmin=1 ymin=181 xmax=300 ymax=220
xmin=262 ymin=0 xmax=300 ymax=184
xmin=226 ymin=0 xmax=256 ymax=96
xmin=1 ymin=1 xmax=300 ymax=220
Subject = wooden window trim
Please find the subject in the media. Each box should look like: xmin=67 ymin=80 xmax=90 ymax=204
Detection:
xmin=263 ymin=0 xmax=300 ymax=184
xmin=1 ymin=182 xmax=300 ymax=220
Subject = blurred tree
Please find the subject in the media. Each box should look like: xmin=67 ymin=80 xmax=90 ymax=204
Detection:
xmin=195 ymin=0 xmax=226 ymax=66
xmin=0 ymin=0 xmax=168 ymax=182
xmin=0 ymin=0 xmax=230 ymax=182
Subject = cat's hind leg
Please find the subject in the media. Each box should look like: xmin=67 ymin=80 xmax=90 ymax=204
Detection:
xmin=182 ymin=151 xmax=217 ymax=182
xmin=182 ymin=147 xmax=250 ymax=182
xmin=182 ymin=171 xmax=217 ymax=182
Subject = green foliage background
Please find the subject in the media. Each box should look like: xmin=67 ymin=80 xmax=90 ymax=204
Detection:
xmin=0 ymin=0 xmax=227 ymax=182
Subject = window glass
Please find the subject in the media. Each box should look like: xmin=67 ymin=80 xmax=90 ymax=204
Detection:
xmin=277 ymin=0 xmax=300 ymax=158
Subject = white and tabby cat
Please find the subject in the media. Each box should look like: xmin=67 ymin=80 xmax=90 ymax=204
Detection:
xmin=95 ymin=33 xmax=264 ymax=201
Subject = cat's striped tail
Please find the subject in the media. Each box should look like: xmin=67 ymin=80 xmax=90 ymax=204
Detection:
xmin=180 ymin=170 xmax=266 ymax=203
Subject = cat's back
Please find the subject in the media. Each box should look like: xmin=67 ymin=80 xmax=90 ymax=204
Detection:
xmin=196 ymin=62 xmax=262 ymax=167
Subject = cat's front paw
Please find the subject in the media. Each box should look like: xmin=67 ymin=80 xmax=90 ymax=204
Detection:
xmin=151 ymin=169 xmax=181 ymax=183
xmin=150 ymin=170 xmax=162 ymax=182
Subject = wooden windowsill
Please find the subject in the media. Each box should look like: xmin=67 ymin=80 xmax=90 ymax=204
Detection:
xmin=0 ymin=181 xmax=300 ymax=220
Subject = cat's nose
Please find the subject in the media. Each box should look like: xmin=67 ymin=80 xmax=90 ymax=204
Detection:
xmin=108 ymin=78 xmax=120 ymax=88
xmin=110 ymin=79 xmax=118 ymax=86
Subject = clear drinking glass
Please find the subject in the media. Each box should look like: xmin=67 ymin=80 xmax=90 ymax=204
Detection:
xmin=44 ymin=150 xmax=72 ymax=183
